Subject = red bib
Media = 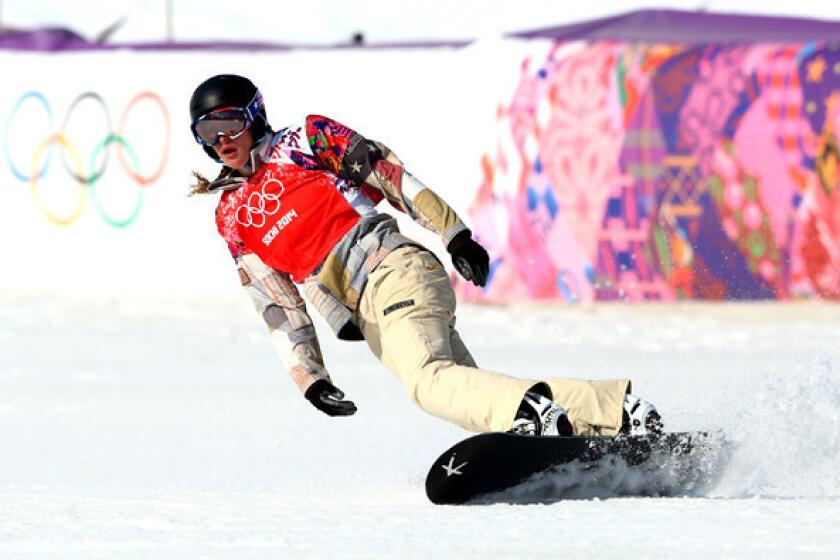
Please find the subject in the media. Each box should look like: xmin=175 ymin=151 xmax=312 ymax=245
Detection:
xmin=225 ymin=161 xmax=361 ymax=282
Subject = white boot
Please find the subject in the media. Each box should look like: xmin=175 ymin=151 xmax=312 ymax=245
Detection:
xmin=510 ymin=391 xmax=573 ymax=436
xmin=622 ymin=393 xmax=663 ymax=436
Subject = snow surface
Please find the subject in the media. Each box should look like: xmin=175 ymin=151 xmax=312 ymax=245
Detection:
xmin=2 ymin=294 xmax=840 ymax=558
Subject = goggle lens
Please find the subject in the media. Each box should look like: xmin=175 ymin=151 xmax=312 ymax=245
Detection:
xmin=192 ymin=111 xmax=249 ymax=146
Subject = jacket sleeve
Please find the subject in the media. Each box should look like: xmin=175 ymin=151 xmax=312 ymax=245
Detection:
xmin=305 ymin=114 xmax=469 ymax=247
xmin=235 ymin=251 xmax=331 ymax=395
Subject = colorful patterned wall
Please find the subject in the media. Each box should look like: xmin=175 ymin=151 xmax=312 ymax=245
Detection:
xmin=455 ymin=42 xmax=840 ymax=302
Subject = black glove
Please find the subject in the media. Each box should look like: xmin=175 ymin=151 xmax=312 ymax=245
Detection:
xmin=304 ymin=379 xmax=357 ymax=417
xmin=447 ymin=231 xmax=490 ymax=287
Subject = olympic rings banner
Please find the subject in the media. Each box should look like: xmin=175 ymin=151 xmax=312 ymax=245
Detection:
xmin=0 ymin=47 xmax=511 ymax=296
xmin=3 ymin=90 xmax=171 ymax=228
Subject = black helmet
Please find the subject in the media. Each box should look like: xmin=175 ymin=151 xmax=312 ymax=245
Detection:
xmin=189 ymin=74 xmax=270 ymax=161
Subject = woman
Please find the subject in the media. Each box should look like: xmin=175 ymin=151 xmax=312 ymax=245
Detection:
xmin=189 ymin=74 xmax=662 ymax=437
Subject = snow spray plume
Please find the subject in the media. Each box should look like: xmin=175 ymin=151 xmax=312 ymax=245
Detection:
xmin=714 ymin=357 xmax=840 ymax=498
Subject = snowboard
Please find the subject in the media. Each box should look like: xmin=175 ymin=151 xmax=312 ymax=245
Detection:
xmin=425 ymin=431 xmax=727 ymax=505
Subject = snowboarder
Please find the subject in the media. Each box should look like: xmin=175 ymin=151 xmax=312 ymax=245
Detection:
xmin=188 ymin=74 xmax=662 ymax=437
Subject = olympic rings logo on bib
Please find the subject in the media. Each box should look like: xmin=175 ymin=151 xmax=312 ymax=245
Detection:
xmin=236 ymin=179 xmax=285 ymax=228
xmin=3 ymin=90 xmax=171 ymax=228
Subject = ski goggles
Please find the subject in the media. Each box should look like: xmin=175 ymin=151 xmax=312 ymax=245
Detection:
xmin=191 ymin=91 xmax=263 ymax=147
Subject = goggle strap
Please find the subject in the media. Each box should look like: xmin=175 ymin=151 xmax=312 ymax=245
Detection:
xmin=245 ymin=91 xmax=264 ymax=122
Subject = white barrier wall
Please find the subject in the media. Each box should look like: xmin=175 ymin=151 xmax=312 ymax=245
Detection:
xmin=0 ymin=41 xmax=537 ymax=297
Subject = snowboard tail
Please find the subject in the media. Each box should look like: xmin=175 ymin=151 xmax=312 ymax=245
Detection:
xmin=425 ymin=431 xmax=726 ymax=505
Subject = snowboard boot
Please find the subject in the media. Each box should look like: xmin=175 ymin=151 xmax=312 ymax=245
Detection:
xmin=621 ymin=393 xmax=663 ymax=436
xmin=509 ymin=391 xmax=574 ymax=437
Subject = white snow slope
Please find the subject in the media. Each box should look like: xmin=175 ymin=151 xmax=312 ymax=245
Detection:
xmin=2 ymin=294 xmax=839 ymax=559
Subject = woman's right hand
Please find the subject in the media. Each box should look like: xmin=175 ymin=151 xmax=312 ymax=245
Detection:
xmin=304 ymin=379 xmax=357 ymax=417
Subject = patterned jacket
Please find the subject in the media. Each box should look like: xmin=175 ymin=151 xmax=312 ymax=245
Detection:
xmin=209 ymin=115 xmax=468 ymax=394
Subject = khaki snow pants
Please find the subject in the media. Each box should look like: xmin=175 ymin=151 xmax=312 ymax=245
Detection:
xmin=356 ymin=246 xmax=629 ymax=435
